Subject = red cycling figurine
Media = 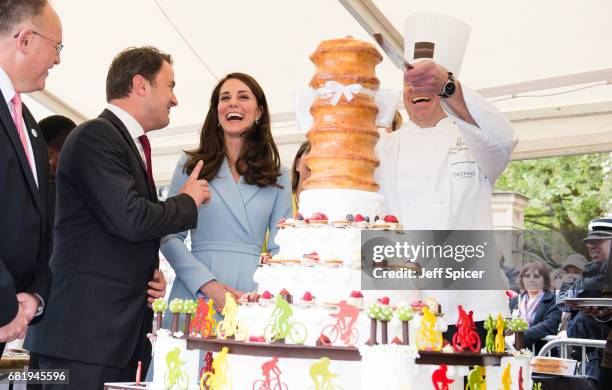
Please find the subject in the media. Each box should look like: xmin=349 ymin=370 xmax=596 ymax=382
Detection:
xmin=452 ymin=305 xmax=481 ymax=352
xmin=252 ymin=356 xmax=288 ymax=390
xmin=432 ymin=364 xmax=454 ymax=390
xmin=322 ymin=300 xmax=360 ymax=346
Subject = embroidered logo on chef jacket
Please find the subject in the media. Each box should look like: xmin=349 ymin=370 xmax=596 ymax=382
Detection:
xmin=448 ymin=137 xmax=476 ymax=178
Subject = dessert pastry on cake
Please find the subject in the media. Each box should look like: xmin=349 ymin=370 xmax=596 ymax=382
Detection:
xmin=309 ymin=38 xmax=382 ymax=90
xmin=305 ymin=37 xmax=382 ymax=193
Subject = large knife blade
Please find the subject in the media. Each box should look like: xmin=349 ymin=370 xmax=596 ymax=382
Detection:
xmin=373 ymin=33 xmax=413 ymax=70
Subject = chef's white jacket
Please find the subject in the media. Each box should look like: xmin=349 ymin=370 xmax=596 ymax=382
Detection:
xmin=375 ymin=85 xmax=518 ymax=323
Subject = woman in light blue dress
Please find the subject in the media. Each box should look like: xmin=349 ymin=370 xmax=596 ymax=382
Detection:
xmin=161 ymin=73 xmax=292 ymax=319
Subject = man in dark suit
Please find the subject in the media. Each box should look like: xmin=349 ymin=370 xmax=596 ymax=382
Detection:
xmin=29 ymin=46 xmax=210 ymax=389
xmin=0 ymin=0 xmax=62 ymax=354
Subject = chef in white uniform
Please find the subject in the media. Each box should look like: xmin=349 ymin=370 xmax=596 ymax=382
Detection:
xmin=375 ymin=13 xmax=517 ymax=325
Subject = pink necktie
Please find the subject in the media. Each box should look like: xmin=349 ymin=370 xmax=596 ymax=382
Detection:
xmin=10 ymin=92 xmax=32 ymax=168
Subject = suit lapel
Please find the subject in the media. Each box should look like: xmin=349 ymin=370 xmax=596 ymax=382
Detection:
xmin=23 ymin=105 xmax=49 ymax=208
xmin=209 ymin=159 xmax=251 ymax=234
xmin=0 ymin=91 xmax=44 ymax=215
xmin=99 ymin=110 xmax=156 ymax=200
xmin=239 ymin=179 xmax=261 ymax=206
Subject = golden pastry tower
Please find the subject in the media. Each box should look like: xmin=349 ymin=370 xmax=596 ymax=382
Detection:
xmin=304 ymin=37 xmax=382 ymax=193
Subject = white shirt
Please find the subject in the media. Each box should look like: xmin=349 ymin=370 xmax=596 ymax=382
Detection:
xmin=106 ymin=103 xmax=147 ymax=169
xmin=375 ymin=85 xmax=518 ymax=322
xmin=0 ymin=67 xmax=39 ymax=187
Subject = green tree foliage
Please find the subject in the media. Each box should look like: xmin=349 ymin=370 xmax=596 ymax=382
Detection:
xmin=495 ymin=153 xmax=611 ymax=255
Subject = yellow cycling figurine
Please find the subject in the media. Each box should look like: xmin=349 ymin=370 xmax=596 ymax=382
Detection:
xmin=416 ymin=306 xmax=443 ymax=351
xmin=164 ymin=347 xmax=189 ymax=390
xmin=217 ymin=293 xmax=247 ymax=340
xmin=309 ymin=357 xmax=341 ymax=390
xmin=201 ymin=347 xmax=231 ymax=390
xmin=221 ymin=292 xmax=238 ymax=336
xmin=495 ymin=314 xmax=505 ymax=353
xmin=500 ymin=363 xmax=511 ymax=390
xmin=207 ymin=299 xmax=217 ymax=337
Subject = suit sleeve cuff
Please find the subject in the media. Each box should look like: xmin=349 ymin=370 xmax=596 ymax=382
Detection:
xmin=33 ymin=293 xmax=44 ymax=317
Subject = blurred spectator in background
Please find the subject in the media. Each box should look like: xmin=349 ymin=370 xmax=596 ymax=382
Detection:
xmin=38 ymin=115 xmax=76 ymax=223
xmin=559 ymin=253 xmax=588 ymax=291
xmin=550 ymin=268 xmax=565 ymax=293
xmin=39 ymin=114 xmax=76 ymax=178
xmin=509 ymin=262 xmax=561 ymax=353
xmin=574 ymin=236 xmax=612 ymax=389
xmin=561 ymin=218 xmax=612 ymax=378
xmin=499 ymin=247 xmax=520 ymax=293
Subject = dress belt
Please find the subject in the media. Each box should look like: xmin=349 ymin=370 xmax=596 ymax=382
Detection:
xmin=191 ymin=241 xmax=261 ymax=256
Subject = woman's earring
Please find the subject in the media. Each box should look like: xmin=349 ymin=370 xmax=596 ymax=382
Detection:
xmin=255 ymin=118 xmax=260 ymax=125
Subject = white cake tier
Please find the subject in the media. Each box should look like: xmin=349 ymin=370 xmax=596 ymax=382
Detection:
xmin=272 ymin=225 xmax=362 ymax=267
xmin=253 ymin=263 xmax=422 ymax=306
xmin=237 ymin=301 xmax=441 ymax=347
xmin=254 ymin=264 xmax=359 ymax=303
xmin=147 ymin=345 xmax=532 ymax=390
xmin=414 ymin=364 xmax=471 ymax=390
xmin=299 ymin=188 xmax=384 ymax=221
xmin=359 ymin=344 xmax=418 ymax=390
xmin=151 ymin=330 xmax=199 ymax=390
xmin=222 ymin=355 xmax=362 ymax=390
xmin=486 ymin=354 xmax=533 ymax=390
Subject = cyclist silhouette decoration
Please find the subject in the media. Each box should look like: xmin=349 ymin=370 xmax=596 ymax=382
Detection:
xmin=309 ymin=357 xmax=340 ymax=390
xmin=452 ymin=305 xmax=481 ymax=352
xmin=252 ymin=356 xmax=288 ymax=390
xmin=323 ymin=300 xmax=360 ymax=346
xmin=431 ymin=364 xmax=454 ymax=390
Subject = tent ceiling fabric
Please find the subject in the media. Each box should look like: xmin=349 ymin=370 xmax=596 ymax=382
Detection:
xmin=46 ymin=0 xmax=612 ymax=124
xmin=37 ymin=0 xmax=612 ymax=183
xmin=48 ymin=0 xmax=400 ymax=127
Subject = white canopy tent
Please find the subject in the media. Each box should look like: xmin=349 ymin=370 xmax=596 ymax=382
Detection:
xmin=27 ymin=0 xmax=612 ymax=185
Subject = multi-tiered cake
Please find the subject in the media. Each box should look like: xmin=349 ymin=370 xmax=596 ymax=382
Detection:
xmin=235 ymin=37 xmax=420 ymax=389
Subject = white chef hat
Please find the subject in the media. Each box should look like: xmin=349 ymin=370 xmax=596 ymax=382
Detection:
xmin=404 ymin=12 xmax=471 ymax=76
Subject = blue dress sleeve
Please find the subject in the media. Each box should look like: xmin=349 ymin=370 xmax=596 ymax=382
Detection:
xmin=160 ymin=155 xmax=217 ymax=295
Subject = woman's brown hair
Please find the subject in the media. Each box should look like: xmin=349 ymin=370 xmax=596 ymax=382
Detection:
xmin=518 ymin=262 xmax=552 ymax=291
xmin=183 ymin=73 xmax=281 ymax=187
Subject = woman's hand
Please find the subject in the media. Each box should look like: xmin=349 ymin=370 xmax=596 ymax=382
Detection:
xmin=259 ymin=253 xmax=272 ymax=265
xmin=224 ymin=285 xmax=246 ymax=301
xmin=200 ymin=280 xmax=229 ymax=312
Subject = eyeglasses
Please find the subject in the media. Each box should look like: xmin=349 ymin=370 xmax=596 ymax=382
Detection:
xmin=13 ymin=30 xmax=63 ymax=54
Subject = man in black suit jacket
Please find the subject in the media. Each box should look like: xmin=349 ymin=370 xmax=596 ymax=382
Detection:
xmin=0 ymin=0 xmax=62 ymax=353
xmin=29 ymin=47 xmax=210 ymax=389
